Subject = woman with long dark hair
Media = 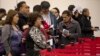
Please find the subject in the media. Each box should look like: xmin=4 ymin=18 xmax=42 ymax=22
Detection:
xmin=1 ymin=9 xmax=22 ymax=56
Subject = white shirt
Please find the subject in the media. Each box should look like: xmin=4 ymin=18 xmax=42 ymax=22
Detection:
xmin=42 ymin=12 xmax=51 ymax=25
xmin=87 ymin=17 xmax=90 ymax=20
xmin=56 ymin=16 xmax=60 ymax=20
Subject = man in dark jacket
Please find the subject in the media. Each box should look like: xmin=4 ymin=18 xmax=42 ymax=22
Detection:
xmin=16 ymin=1 xmax=30 ymax=31
xmin=81 ymin=8 xmax=97 ymax=37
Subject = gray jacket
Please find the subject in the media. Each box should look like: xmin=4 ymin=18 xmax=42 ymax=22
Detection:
xmin=58 ymin=19 xmax=81 ymax=38
xmin=29 ymin=26 xmax=47 ymax=51
xmin=1 ymin=24 xmax=11 ymax=54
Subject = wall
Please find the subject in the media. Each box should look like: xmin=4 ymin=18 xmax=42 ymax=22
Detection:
xmin=0 ymin=0 xmax=100 ymax=37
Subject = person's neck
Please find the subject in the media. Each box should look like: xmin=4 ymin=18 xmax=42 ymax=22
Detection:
xmin=12 ymin=22 xmax=16 ymax=26
xmin=12 ymin=23 xmax=18 ymax=31
xmin=56 ymin=16 xmax=60 ymax=19
xmin=19 ymin=11 xmax=23 ymax=13
xmin=19 ymin=11 xmax=26 ymax=15
xmin=83 ymin=14 xmax=88 ymax=17
xmin=34 ymin=24 xmax=40 ymax=29
xmin=64 ymin=18 xmax=71 ymax=24
xmin=42 ymin=12 xmax=49 ymax=15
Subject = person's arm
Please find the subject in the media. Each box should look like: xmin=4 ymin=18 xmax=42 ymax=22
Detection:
xmin=82 ymin=26 xmax=92 ymax=31
xmin=1 ymin=25 xmax=11 ymax=54
xmin=22 ymin=28 xmax=29 ymax=43
xmin=55 ymin=23 xmax=62 ymax=38
xmin=29 ymin=28 xmax=46 ymax=49
xmin=70 ymin=23 xmax=81 ymax=38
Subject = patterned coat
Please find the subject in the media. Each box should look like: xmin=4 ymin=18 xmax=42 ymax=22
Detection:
xmin=29 ymin=26 xmax=47 ymax=51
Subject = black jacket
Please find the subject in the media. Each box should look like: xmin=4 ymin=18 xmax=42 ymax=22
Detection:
xmin=81 ymin=15 xmax=94 ymax=37
xmin=57 ymin=17 xmax=63 ymax=24
xmin=18 ymin=13 xmax=29 ymax=31
xmin=72 ymin=14 xmax=82 ymax=26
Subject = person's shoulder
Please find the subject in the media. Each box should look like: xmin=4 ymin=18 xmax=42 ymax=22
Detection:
xmin=72 ymin=19 xmax=78 ymax=23
xmin=59 ymin=21 xmax=63 ymax=24
xmin=18 ymin=13 xmax=25 ymax=18
xmin=2 ymin=24 xmax=11 ymax=31
xmin=30 ymin=26 xmax=39 ymax=32
xmin=30 ymin=26 xmax=35 ymax=34
xmin=49 ymin=12 xmax=56 ymax=17
xmin=3 ymin=24 xmax=11 ymax=28
xmin=49 ymin=11 xmax=53 ymax=15
xmin=29 ymin=26 xmax=40 ymax=35
xmin=72 ymin=19 xmax=79 ymax=25
xmin=81 ymin=15 xmax=86 ymax=19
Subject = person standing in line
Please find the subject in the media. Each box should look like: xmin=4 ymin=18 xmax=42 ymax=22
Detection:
xmin=1 ymin=9 xmax=22 ymax=56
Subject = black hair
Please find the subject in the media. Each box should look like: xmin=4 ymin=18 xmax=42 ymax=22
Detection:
xmin=41 ymin=1 xmax=50 ymax=9
xmin=62 ymin=10 xmax=72 ymax=16
xmin=15 ymin=1 xmax=26 ymax=11
xmin=53 ymin=7 xmax=60 ymax=14
xmin=33 ymin=5 xmax=42 ymax=13
xmin=0 ymin=8 xmax=6 ymax=14
xmin=68 ymin=5 xmax=75 ymax=12
xmin=29 ymin=12 xmax=42 ymax=27
xmin=82 ymin=8 xmax=89 ymax=15
xmin=5 ymin=9 xmax=18 ymax=25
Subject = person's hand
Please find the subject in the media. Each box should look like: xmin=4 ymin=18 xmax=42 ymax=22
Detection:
xmin=23 ymin=24 xmax=29 ymax=30
xmin=47 ymin=45 xmax=52 ymax=48
xmin=47 ymin=45 xmax=52 ymax=52
xmin=8 ymin=52 xmax=12 ymax=56
xmin=47 ymin=45 xmax=52 ymax=50
xmin=60 ymin=44 xmax=65 ymax=48
xmin=62 ymin=29 xmax=70 ymax=37
xmin=22 ymin=38 xmax=26 ymax=43
xmin=66 ymin=33 xmax=70 ymax=37
xmin=45 ymin=29 xmax=50 ymax=32
xmin=55 ymin=39 xmax=59 ymax=43
xmin=91 ymin=27 xmax=97 ymax=31
xmin=62 ymin=33 xmax=70 ymax=37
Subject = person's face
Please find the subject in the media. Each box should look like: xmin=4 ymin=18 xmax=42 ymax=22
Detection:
xmin=12 ymin=14 xmax=19 ymax=24
xmin=20 ymin=3 xmax=30 ymax=14
xmin=35 ymin=17 xmax=42 ymax=27
xmin=75 ymin=13 xmax=79 ymax=17
xmin=62 ymin=14 xmax=71 ymax=23
xmin=42 ymin=8 xmax=49 ymax=14
xmin=51 ymin=9 xmax=59 ymax=17
xmin=84 ymin=10 xmax=90 ymax=16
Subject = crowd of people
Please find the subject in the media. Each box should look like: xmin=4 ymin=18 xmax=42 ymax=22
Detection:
xmin=0 ymin=1 xmax=99 ymax=56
